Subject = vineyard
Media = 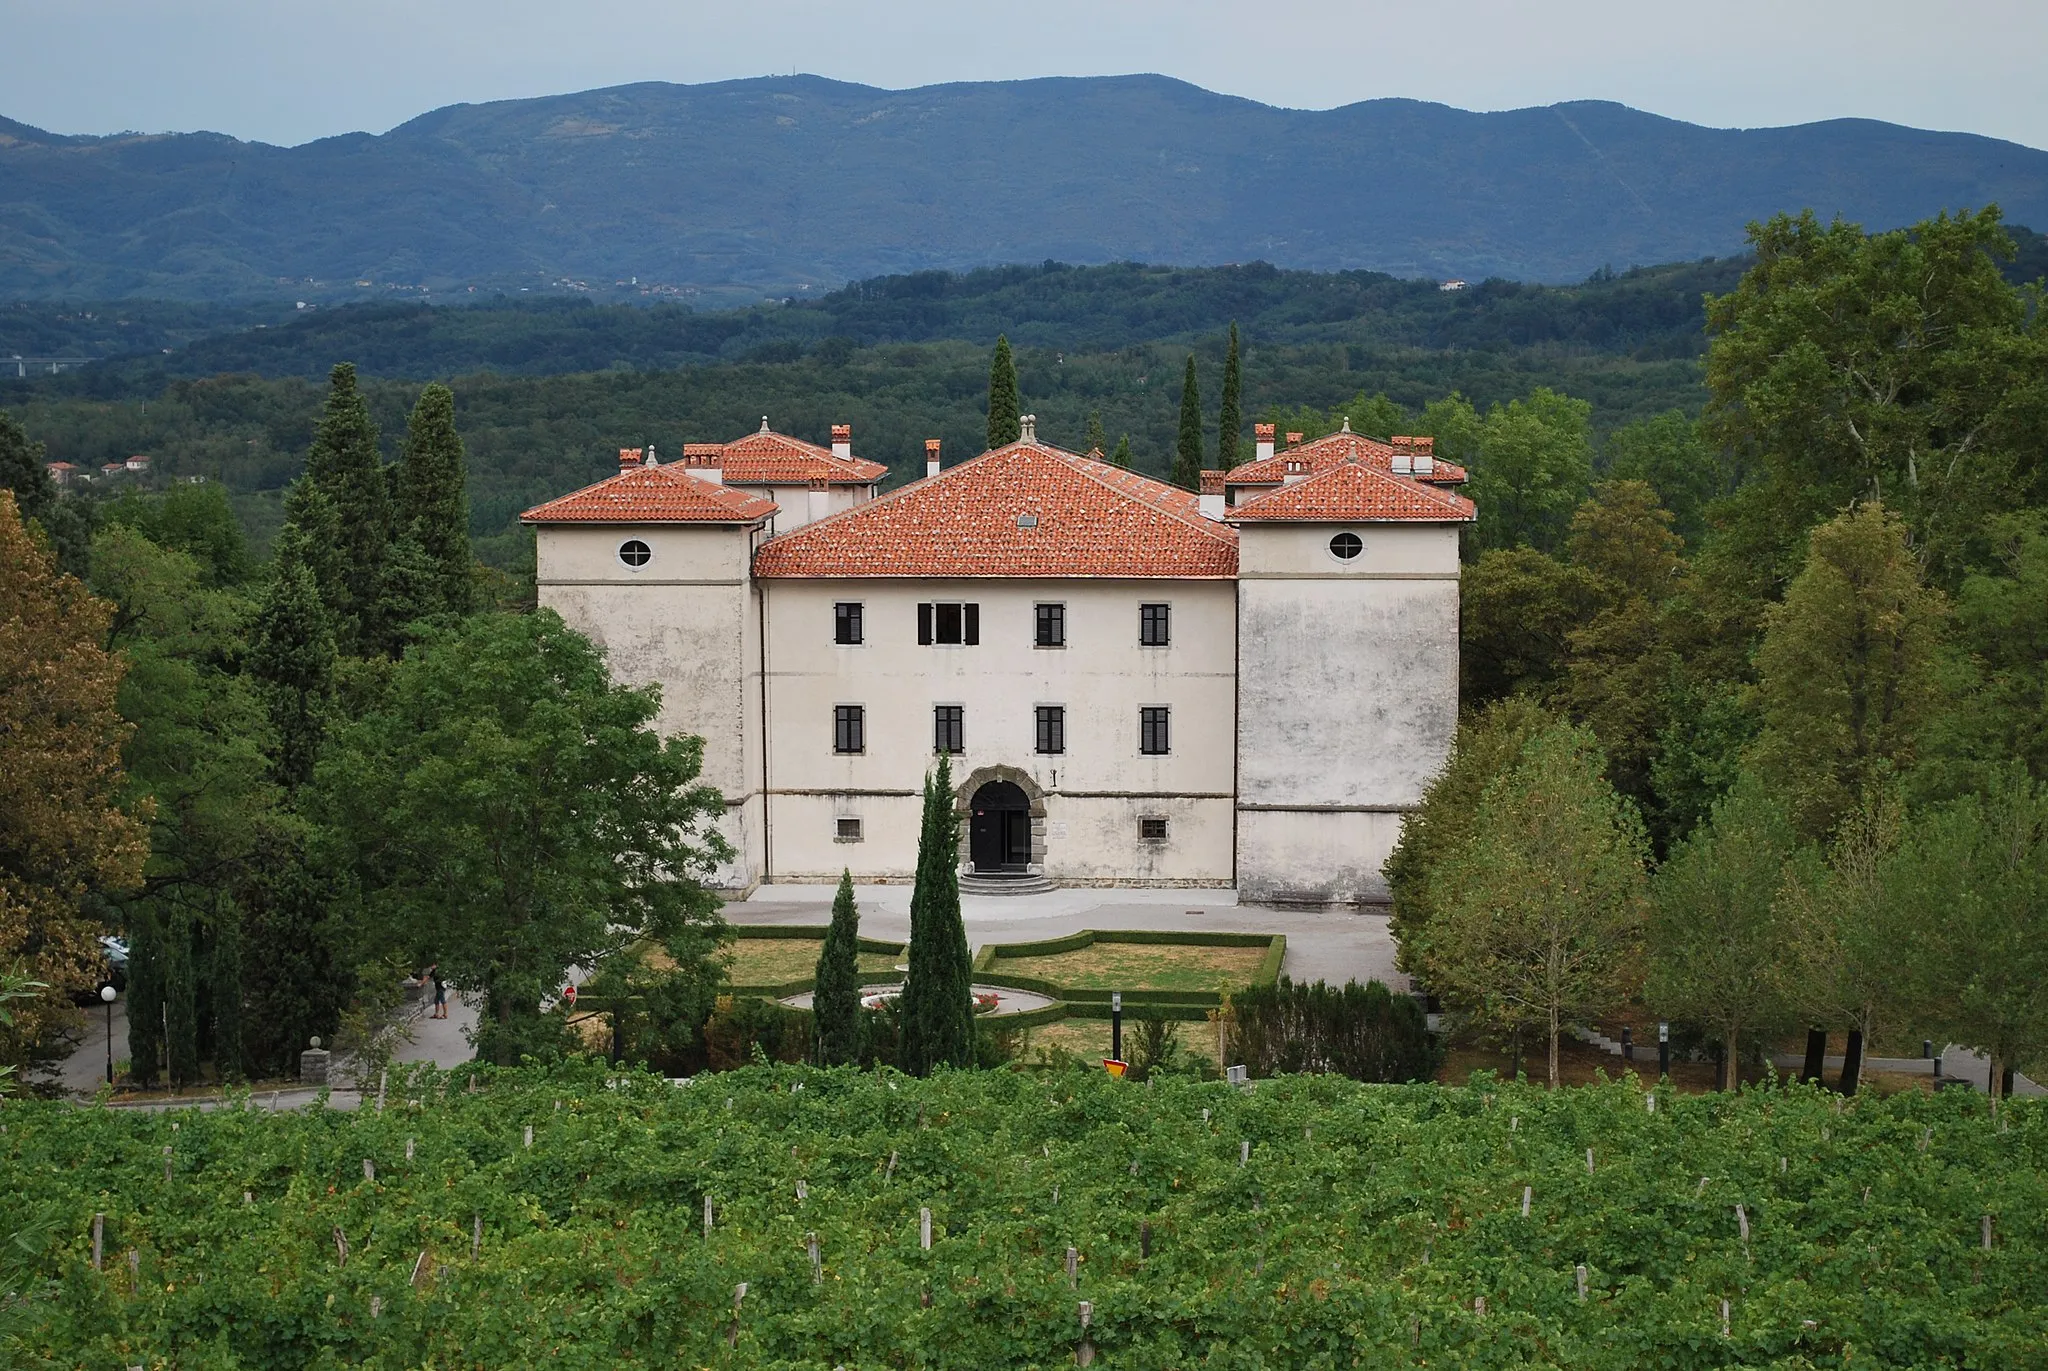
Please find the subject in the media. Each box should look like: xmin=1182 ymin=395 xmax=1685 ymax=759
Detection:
xmin=3 ymin=1064 xmax=2044 ymax=1369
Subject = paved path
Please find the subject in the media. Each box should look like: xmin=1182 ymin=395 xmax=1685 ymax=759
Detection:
xmin=730 ymin=883 xmax=1407 ymax=991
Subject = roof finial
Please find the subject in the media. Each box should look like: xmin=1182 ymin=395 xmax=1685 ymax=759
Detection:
xmin=760 ymin=415 xmax=770 ymax=433
xmin=1020 ymin=414 xmax=1036 ymax=444
xmin=1341 ymin=415 xmax=1351 ymax=433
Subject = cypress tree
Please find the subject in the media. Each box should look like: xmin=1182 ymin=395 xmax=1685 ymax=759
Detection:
xmin=210 ymin=895 xmax=245 ymax=1081
xmin=238 ymin=837 xmax=351 ymax=1077
xmin=1085 ymin=411 xmax=1107 ymax=456
xmin=247 ymin=524 xmax=336 ymax=791
xmin=1172 ymin=354 xmax=1204 ymax=490
xmin=901 ymin=755 xmax=971 ymax=1074
xmin=1218 ymin=323 xmax=1243 ymax=470
xmin=986 ymin=336 xmax=1022 ymax=450
xmin=279 ymin=478 xmax=346 ymax=622
xmin=813 ymin=869 xmax=864 ymax=1066
xmin=396 ymin=382 xmax=476 ymax=619
xmin=125 ymin=911 xmax=165 ymax=1087
xmin=164 ymin=908 xmax=200 ymax=1087
xmin=1110 ymin=435 xmax=1132 ymax=468
xmin=303 ymin=363 xmax=390 ymax=653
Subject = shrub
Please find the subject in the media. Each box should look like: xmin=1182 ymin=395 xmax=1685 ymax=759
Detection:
xmin=1227 ymin=977 xmax=1440 ymax=1082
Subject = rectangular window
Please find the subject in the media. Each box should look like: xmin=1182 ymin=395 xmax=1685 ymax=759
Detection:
xmin=1139 ymin=816 xmax=1169 ymax=842
xmin=919 ymin=602 xmax=980 ymax=645
xmin=1035 ymin=602 xmax=1066 ymax=648
xmin=1035 ymin=705 xmax=1065 ymax=755
xmin=1139 ymin=602 xmax=1171 ymax=646
xmin=833 ymin=705 xmax=865 ymax=755
xmin=933 ymin=705 xmax=965 ymax=754
xmin=834 ymin=601 xmax=863 ymax=645
xmin=835 ymin=817 xmax=863 ymax=842
xmin=1140 ymin=706 xmax=1171 ymax=756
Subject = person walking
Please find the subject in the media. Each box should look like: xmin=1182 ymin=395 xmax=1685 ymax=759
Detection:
xmin=426 ymin=962 xmax=448 ymax=1019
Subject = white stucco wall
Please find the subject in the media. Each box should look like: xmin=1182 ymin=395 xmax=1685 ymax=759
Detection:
xmin=732 ymin=484 xmax=874 ymax=533
xmin=534 ymin=522 xmax=768 ymax=890
xmin=1234 ymin=521 xmax=1462 ymax=905
xmin=759 ymin=578 xmax=1238 ymax=884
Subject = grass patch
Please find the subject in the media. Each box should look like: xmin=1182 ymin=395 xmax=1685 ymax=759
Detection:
xmin=985 ymin=941 xmax=1267 ymax=996
xmin=723 ymin=939 xmax=902 ymax=986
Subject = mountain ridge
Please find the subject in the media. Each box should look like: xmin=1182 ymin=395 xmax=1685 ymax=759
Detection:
xmin=5 ymin=74 xmax=2047 ymax=298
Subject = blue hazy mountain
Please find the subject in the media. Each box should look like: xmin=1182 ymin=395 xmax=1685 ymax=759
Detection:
xmin=4 ymin=75 xmax=2046 ymax=297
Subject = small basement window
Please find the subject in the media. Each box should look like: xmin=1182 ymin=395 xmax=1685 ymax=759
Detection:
xmin=618 ymin=539 xmax=652 ymax=568
xmin=1139 ymin=817 xmax=1169 ymax=842
xmin=1329 ymin=531 xmax=1363 ymax=561
xmin=835 ymin=817 xmax=863 ymax=843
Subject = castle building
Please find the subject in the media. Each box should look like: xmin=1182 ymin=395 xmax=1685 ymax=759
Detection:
xmin=522 ymin=416 xmax=1473 ymax=906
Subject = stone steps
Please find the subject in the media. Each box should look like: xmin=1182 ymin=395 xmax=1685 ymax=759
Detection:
xmin=958 ymin=871 xmax=1057 ymax=897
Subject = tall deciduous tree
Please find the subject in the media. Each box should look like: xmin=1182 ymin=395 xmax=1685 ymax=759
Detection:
xmin=1883 ymin=766 xmax=2048 ymax=1105
xmin=1750 ymin=502 xmax=1947 ymax=841
xmin=396 ymin=382 xmax=476 ymax=620
xmin=1703 ymin=207 xmax=2048 ymax=588
xmin=1172 ymin=355 xmax=1204 ymax=490
xmin=900 ymin=755 xmax=971 ymax=1075
xmin=303 ymin=363 xmax=390 ymax=653
xmin=1467 ymin=388 xmax=1595 ymax=555
xmin=1423 ymin=720 xmax=1650 ymax=1087
xmin=313 ymin=610 xmax=731 ymax=1065
xmin=813 ymin=870 xmax=863 ymax=1067
xmin=1646 ymin=775 xmax=1804 ymax=1087
xmin=986 ymin=337 xmax=1021 ymax=450
xmin=1602 ymin=410 xmax=1723 ymax=546
xmin=1385 ymin=697 xmax=1553 ymax=975
xmin=0 ymin=493 xmax=147 ymax=1067
xmin=1218 ymin=323 xmax=1243 ymax=470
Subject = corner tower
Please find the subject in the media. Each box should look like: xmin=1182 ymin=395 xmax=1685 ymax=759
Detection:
xmin=1225 ymin=432 xmax=1475 ymax=905
xmin=523 ymin=448 xmax=779 ymax=891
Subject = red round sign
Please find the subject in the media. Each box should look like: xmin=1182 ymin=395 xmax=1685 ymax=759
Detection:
xmin=563 ymin=984 xmax=577 ymax=1005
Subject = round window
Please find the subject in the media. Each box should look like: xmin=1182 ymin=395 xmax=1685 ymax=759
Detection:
xmin=1328 ymin=532 xmax=1363 ymax=561
xmin=618 ymin=539 xmax=652 ymax=568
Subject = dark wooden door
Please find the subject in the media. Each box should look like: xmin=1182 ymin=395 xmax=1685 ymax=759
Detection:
xmin=969 ymin=780 xmax=1029 ymax=871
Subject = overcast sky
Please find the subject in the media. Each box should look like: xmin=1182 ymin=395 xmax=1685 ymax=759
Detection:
xmin=7 ymin=0 xmax=2044 ymax=150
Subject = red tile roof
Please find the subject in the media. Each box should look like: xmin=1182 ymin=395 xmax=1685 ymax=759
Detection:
xmin=1226 ymin=430 xmax=1468 ymax=485
xmin=521 ymin=463 xmax=779 ymax=524
xmin=714 ymin=426 xmax=887 ymax=486
xmin=1227 ymin=457 xmax=1476 ymax=523
xmin=752 ymin=440 xmax=1239 ymax=579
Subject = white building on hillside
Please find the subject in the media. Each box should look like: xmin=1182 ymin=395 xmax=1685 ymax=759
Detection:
xmin=523 ymin=417 xmax=1474 ymax=906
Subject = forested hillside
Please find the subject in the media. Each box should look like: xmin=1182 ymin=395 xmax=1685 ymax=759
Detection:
xmin=8 ymin=75 xmax=2048 ymax=297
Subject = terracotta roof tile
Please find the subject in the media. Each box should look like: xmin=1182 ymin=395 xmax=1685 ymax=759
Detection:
xmin=753 ymin=440 xmax=1238 ymax=579
xmin=1227 ymin=458 xmax=1476 ymax=523
xmin=715 ymin=428 xmax=887 ymax=485
xmin=1225 ymin=430 xmax=1468 ymax=485
xmin=522 ymin=464 xmax=779 ymax=524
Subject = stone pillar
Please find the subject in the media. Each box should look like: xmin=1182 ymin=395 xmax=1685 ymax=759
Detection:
xmin=299 ymin=1036 xmax=331 ymax=1085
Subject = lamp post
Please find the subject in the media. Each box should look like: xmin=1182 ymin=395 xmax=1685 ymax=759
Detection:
xmin=99 ymin=983 xmax=117 ymax=1085
xmin=1111 ymin=992 xmax=1123 ymax=1064
xmin=1657 ymin=1021 xmax=1670 ymax=1080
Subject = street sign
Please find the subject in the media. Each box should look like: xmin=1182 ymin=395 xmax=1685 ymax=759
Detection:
xmin=1103 ymin=1059 xmax=1127 ymax=1079
xmin=563 ymin=984 xmax=577 ymax=1006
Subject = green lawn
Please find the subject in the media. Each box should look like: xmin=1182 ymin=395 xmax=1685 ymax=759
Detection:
xmin=723 ymin=936 xmax=902 ymax=986
xmin=985 ymin=941 xmax=1268 ymax=995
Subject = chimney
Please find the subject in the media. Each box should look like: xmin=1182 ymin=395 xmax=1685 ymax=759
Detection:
xmin=1414 ymin=435 xmax=1435 ymax=476
xmin=1282 ymin=459 xmax=1310 ymax=487
xmin=1285 ymin=431 xmax=1304 ymax=449
xmin=618 ymin=447 xmax=644 ymax=470
xmin=831 ymin=423 xmax=851 ymax=460
xmin=1199 ymin=470 xmax=1226 ymax=522
xmin=1019 ymin=414 xmax=1037 ymax=444
xmin=682 ymin=443 xmax=724 ymax=484
xmin=1390 ymin=439 xmax=1412 ymax=476
xmin=1254 ymin=423 xmax=1275 ymax=463
xmin=925 ymin=438 xmax=942 ymax=479
xmin=807 ymin=477 xmax=830 ymax=525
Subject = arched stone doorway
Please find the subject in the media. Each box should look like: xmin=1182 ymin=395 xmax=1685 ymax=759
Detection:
xmin=954 ymin=765 xmax=1047 ymax=874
